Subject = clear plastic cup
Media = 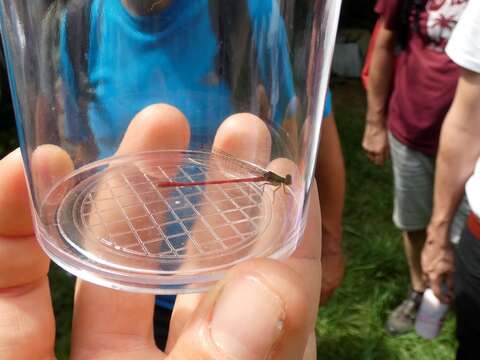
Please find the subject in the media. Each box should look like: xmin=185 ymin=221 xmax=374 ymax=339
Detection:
xmin=0 ymin=0 xmax=341 ymax=294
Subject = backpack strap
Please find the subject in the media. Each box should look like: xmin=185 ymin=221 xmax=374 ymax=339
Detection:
xmin=39 ymin=0 xmax=93 ymax=119
xmin=38 ymin=0 xmax=97 ymax=160
xmin=64 ymin=0 xmax=99 ymax=161
xmin=65 ymin=0 xmax=94 ymax=105
xmin=38 ymin=1 xmax=67 ymax=145
xmin=209 ymin=0 xmax=261 ymax=114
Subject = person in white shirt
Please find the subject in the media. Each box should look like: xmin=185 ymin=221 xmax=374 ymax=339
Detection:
xmin=421 ymin=1 xmax=480 ymax=357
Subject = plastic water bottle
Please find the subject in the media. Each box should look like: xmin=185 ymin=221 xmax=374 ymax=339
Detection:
xmin=415 ymin=289 xmax=449 ymax=340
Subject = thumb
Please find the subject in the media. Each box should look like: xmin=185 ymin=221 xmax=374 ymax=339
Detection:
xmin=168 ymin=259 xmax=311 ymax=360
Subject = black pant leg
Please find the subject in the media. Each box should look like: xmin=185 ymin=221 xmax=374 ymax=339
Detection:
xmin=455 ymin=227 xmax=480 ymax=360
xmin=153 ymin=305 xmax=173 ymax=351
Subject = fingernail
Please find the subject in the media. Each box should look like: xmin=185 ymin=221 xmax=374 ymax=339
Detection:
xmin=210 ymin=276 xmax=285 ymax=360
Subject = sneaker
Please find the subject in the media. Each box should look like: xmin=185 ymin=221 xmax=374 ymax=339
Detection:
xmin=385 ymin=290 xmax=423 ymax=335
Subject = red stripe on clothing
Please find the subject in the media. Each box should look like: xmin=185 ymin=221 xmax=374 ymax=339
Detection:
xmin=468 ymin=213 xmax=480 ymax=239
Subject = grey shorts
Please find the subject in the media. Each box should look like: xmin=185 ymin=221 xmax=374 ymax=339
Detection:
xmin=388 ymin=132 xmax=469 ymax=244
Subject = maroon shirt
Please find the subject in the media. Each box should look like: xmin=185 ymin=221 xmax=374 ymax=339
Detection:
xmin=375 ymin=0 xmax=468 ymax=155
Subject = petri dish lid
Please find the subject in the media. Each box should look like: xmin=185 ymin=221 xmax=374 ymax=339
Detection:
xmin=37 ymin=150 xmax=300 ymax=293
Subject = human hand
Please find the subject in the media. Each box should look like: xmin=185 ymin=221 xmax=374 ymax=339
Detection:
xmin=0 ymin=104 xmax=322 ymax=360
xmin=320 ymin=242 xmax=344 ymax=306
xmin=421 ymin=222 xmax=454 ymax=304
xmin=362 ymin=121 xmax=389 ymax=166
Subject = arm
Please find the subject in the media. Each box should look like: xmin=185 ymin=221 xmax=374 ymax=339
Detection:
xmin=362 ymin=19 xmax=396 ymax=166
xmin=422 ymin=69 xmax=480 ymax=302
xmin=316 ymin=112 xmax=346 ymax=306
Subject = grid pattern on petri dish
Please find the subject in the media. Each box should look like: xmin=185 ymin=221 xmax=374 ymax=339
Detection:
xmin=79 ymin=158 xmax=267 ymax=259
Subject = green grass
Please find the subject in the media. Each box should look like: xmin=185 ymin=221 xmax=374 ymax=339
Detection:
xmin=0 ymin=79 xmax=457 ymax=359
xmin=316 ymin=78 xmax=456 ymax=359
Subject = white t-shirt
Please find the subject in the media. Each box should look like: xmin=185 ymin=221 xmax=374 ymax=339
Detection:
xmin=446 ymin=0 xmax=480 ymax=218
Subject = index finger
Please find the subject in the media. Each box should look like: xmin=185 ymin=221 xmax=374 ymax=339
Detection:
xmin=0 ymin=149 xmax=58 ymax=359
xmin=72 ymin=104 xmax=191 ymax=358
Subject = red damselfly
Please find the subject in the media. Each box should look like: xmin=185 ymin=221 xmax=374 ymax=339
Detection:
xmin=156 ymin=150 xmax=292 ymax=192
xmin=157 ymin=170 xmax=292 ymax=188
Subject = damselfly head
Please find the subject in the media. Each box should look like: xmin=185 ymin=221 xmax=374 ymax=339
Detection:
xmin=285 ymin=174 xmax=292 ymax=186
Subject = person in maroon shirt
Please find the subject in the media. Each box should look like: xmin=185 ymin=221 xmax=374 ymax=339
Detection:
xmin=363 ymin=0 xmax=469 ymax=334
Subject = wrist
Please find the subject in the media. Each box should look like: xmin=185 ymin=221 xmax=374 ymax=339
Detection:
xmin=365 ymin=112 xmax=387 ymax=128
xmin=426 ymin=220 xmax=451 ymax=246
xmin=429 ymin=216 xmax=451 ymax=230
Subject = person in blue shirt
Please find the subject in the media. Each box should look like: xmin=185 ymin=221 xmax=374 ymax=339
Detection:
xmin=60 ymin=0 xmax=297 ymax=158
xmin=58 ymin=0 xmax=336 ymax=350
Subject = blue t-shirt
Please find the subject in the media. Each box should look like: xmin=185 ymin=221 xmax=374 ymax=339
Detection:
xmin=324 ymin=90 xmax=332 ymax=119
xmin=60 ymin=0 xmax=332 ymax=309
xmin=61 ymin=0 xmax=296 ymax=158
